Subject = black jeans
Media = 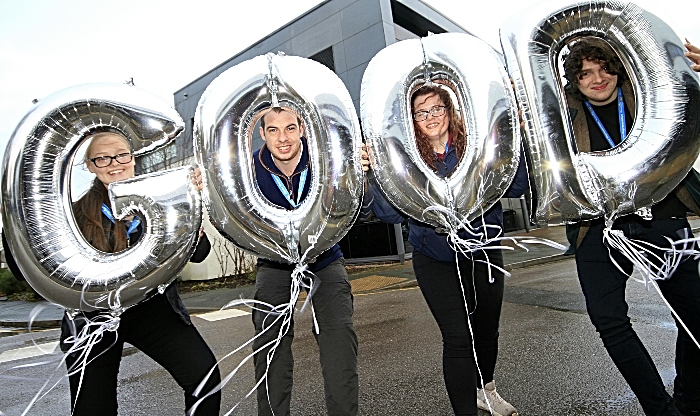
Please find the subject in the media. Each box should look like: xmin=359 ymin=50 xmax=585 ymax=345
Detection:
xmin=61 ymin=293 xmax=221 ymax=415
xmin=576 ymin=217 xmax=700 ymax=415
xmin=252 ymin=258 xmax=358 ymax=416
xmin=413 ymin=250 xmax=505 ymax=416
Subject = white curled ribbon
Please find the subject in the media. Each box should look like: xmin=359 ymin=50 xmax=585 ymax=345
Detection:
xmin=188 ymin=263 xmax=320 ymax=416
xmin=0 ymin=304 xmax=67 ymax=415
xmin=2 ymin=311 xmax=122 ymax=416
xmin=423 ymin=203 xmax=566 ymax=415
xmin=424 ymin=205 xmax=567 ymax=280
xmin=603 ymin=226 xmax=700 ymax=351
xmin=61 ymin=312 xmax=122 ymax=401
xmin=1 ymin=282 xmax=130 ymax=416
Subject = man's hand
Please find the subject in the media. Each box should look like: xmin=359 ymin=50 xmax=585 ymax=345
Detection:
xmin=685 ymin=39 xmax=700 ymax=72
xmin=360 ymin=143 xmax=370 ymax=172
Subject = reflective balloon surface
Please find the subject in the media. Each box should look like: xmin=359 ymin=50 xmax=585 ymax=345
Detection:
xmin=361 ymin=32 xmax=520 ymax=229
xmin=502 ymin=0 xmax=700 ymax=225
xmin=1 ymin=83 xmax=202 ymax=312
xmin=194 ymin=53 xmax=363 ymax=265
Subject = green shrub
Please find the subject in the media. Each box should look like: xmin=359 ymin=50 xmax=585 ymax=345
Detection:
xmin=0 ymin=268 xmax=40 ymax=300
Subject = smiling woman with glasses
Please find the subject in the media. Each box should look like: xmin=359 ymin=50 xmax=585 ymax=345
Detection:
xmin=371 ymin=83 xmax=527 ymax=415
xmin=411 ymin=85 xmax=465 ymax=170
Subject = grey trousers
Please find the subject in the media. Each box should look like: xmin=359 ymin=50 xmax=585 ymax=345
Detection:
xmin=252 ymin=258 xmax=358 ymax=416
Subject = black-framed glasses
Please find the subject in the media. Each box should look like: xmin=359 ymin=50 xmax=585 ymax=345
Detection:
xmin=90 ymin=153 xmax=133 ymax=168
xmin=413 ymin=105 xmax=447 ymax=122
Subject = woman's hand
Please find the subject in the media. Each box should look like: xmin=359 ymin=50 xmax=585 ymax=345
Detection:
xmin=191 ymin=168 xmax=206 ymax=238
xmin=685 ymin=39 xmax=700 ymax=72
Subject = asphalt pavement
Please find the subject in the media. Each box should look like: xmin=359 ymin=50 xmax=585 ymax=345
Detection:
xmin=0 ymin=224 xmax=573 ymax=330
xmin=1 ymin=221 xmax=697 ymax=415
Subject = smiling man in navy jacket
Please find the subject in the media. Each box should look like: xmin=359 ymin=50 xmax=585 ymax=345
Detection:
xmin=251 ymin=107 xmax=369 ymax=416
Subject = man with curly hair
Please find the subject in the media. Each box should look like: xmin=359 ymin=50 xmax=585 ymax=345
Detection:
xmin=563 ymin=37 xmax=700 ymax=415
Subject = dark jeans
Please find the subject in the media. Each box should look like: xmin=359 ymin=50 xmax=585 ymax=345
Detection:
xmin=61 ymin=293 xmax=221 ymax=416
xmin=413 ymin=250 xmax=505 ymax=416
xmin=252 ymin=258 xmax=358 ymax=416
xmin=576 ymin=217 xmax=700 ymax=415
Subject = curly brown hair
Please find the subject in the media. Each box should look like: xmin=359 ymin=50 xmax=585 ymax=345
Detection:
xmin=411 ymin=84 xmax=465 ymax=171
xmin=562 ymin=38 xmax=629 ymax=101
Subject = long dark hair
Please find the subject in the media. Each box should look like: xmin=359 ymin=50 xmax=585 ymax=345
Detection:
xmin=411 ymin=84 xmax=466 ymax=171
xmin=72 ymin=133 xmax=130 ymax=253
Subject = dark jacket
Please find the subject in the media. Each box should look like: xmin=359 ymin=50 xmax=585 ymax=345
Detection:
xmin=372 ymin=144 xmax=529 ymax=263
xmin=565 ymin=82 xmax=700 ymax=252
xmin=253 ymin=137 xmax=343 ymax=272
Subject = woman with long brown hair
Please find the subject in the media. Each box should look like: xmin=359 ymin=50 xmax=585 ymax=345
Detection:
xmin=6 ymin=131 xmax=222 ymax=415
xmin=411 ymin=84 xmax=465 ymax=172
xmin=373 ymin=83 xmax=527 ymax=416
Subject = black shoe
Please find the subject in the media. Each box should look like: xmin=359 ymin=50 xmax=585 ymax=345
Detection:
xmin=676 ymin=400 xmax=700 ymax=416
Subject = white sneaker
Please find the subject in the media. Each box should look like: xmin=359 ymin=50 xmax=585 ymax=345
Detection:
xmin=476 ymin=381 xmax=518 ymax=416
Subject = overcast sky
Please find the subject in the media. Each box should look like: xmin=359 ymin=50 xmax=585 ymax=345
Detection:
xmin=1 ymin=0 xmax=699 ymax=162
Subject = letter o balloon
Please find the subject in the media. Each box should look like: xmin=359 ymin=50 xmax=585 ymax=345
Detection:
xmin=360 ymin=32 xmax=521 ymax=231
xmin=194 ymin=53 xmax=364 ymax=266
xmin=501 ymin=0 xmax=700 ymax=225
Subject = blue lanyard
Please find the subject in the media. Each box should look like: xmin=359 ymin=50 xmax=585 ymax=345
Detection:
xmin=271 ymin=168 xmax=308 ymax=208
xmin=584 ymin=87 xmax=627 ymax=149
xmin=434 ymin=139 xmax=450 ymax=157
xmin=101 ymin=203 xmax=141 ymax=238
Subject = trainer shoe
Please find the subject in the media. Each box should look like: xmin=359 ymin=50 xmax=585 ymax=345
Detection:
xmin=476 ymin=381 xmax=518 ymax=416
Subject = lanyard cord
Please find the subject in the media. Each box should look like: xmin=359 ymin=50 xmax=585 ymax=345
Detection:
xmin=584 ymin=87 xmax=627 ymax=149
xmin=271 ymin=167 xmax=308 ymax=208
xmin=433 ymin=137 xmax=450 ymax=157
xmin=101 ymin=203 xmax=140 ymax=238
xmin=433 ymin=137 xmax=452 ymax=160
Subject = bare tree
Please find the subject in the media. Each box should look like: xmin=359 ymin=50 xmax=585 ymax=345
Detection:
xmin=209 ymin=235 xmax=256 ymax=279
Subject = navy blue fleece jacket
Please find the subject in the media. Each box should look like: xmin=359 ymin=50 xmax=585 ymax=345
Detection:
xmin=253 ymin=137 xmax=345 ymax=272
xmin=372 ymin=145 xmax=529 ymax=262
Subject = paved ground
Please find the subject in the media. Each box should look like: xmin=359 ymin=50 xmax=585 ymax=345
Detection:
xmin=0 ymin=221 xmax=696 ymax=414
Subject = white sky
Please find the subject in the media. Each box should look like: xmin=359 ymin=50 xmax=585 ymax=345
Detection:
xmin=1 ymin=0 xmax=699 ymax=164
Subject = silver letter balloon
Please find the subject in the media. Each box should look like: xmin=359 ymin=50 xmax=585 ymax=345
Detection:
xmin=194 ymin=53 xmax=364 ymax=266
xmin=360 ymin=32 xmax=521 ymax=231
xmin=1 ymin=83 xmax=203 ymax=313
xmin=502 ymin=0 xmax=700 ymax=226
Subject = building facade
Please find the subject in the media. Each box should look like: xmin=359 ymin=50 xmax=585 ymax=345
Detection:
xmin=170 ymin=0 xmax=470 ymax=163
xmin=157 ymin=0 xmax=528 ymax=266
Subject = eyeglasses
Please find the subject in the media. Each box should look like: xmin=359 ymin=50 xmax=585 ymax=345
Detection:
xmin=413 ymin=105 xmax=447 ymax=122
xmin=90 ymin=153 xmax=133 ymax=168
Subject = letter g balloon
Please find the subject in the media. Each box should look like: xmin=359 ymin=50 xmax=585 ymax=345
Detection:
xmin=1 ymin=83 xmax=203 ymax=313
